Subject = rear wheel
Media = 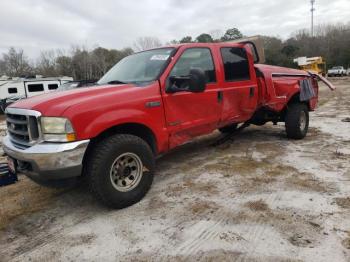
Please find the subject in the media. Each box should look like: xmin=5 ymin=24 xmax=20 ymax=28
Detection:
xmin=86 ymin=134 xmax=155 ymax=208
xmin=218 ymin=123 xmax=238 ymax=134
xmin=285 ymin=103 xmax=309 ymax=139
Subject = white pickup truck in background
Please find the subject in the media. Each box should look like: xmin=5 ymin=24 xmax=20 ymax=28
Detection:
xmin=327 ymin=66 xmax=347 ymax=77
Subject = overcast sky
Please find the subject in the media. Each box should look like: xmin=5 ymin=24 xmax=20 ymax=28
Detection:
xmin=0 ymin=0 xmax=349 ymax=58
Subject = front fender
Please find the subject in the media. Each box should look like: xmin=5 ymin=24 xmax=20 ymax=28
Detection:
xmin=66 ymin=106 xmax=169 ymax=153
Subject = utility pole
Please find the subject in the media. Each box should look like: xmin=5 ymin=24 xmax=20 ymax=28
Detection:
xmin=310 ymin=0 xmax=315 ymax=37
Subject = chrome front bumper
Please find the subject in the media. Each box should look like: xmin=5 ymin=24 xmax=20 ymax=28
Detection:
xmin=3 ymin=135 xmax=89 ymax=180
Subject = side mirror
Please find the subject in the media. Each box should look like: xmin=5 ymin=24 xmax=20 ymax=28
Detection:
xmin=188 ymin=68 xmax=206 ymax=93
xmin=167 ymin=68 xmax=206 ymax=93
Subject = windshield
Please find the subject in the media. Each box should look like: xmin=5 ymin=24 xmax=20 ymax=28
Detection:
xmin=98 ymin=48 xmax=174 ymax=85
xmin=57 ymin=82 xmax=79 ymax=91
xmin=332 ymin=66 xmax=342 ymax=70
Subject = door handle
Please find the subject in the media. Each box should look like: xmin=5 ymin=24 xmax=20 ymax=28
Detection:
xmin=249 ymin=87 xmax=254 ymax=97
xmin=217 ymin=91 xmax=223 ymax=103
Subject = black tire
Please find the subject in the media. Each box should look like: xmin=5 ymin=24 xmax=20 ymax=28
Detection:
xmin=285 ymin=103 xmax=309 ymax=139
xmin=85 ymin=134 xmax=155 ymax=208
xmin=218 ymin=123 xmax=238 ymax=134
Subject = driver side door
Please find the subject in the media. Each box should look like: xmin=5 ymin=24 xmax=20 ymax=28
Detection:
xmin=161 ymin=47 xmax=221 ymax=149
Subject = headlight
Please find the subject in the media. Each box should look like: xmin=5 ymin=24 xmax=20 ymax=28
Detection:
xmin=41 ymin=117 xmax=76 ymax=142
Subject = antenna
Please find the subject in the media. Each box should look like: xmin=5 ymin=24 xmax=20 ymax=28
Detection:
xmin=310 ymin=0 xmax=315 ymax=37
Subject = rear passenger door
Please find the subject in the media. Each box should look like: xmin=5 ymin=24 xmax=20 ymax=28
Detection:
xmin=218 ymin=45 xmax=258 ymax=126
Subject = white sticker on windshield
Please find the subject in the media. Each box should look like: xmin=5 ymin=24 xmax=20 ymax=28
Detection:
xmin=150 ymin=54 xmax=169 ymax=61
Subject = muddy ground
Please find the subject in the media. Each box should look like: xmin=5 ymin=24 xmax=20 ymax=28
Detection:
xmin=0 ymin=78 xmax=349 ymax=262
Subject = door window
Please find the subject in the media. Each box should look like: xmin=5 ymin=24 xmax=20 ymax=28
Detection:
xmin=221 ymin=47 xmax=250 ymax=81
xmin=170 ymin=48 xmax=216 ymax=83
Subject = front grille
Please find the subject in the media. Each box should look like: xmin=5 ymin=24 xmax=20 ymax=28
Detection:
xmin=6 ymin=110 xmax=40 ymax=149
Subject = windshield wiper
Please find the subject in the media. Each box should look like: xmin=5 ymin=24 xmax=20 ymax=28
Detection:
xmin=107 ymin=80 xmax=128 ymax=85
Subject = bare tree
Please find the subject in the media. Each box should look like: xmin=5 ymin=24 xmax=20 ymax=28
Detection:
xmin=0 ymin=60 xmax=6 ymax=76
xmin=36 ymin=50 xmax=57 ymax=76
xmin=1 ymin=47 xmax=33 ymax=77
xmin=133 ymin=37 xmax=162 ymax=51
xmin=56 ymin=55 xmax=73 ymax=76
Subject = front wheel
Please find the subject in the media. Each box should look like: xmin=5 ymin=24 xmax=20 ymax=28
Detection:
xmin=285 ymin=103 xmax=309 ymax=139
xmin=86 ymin=134 xmax=155 ymax=208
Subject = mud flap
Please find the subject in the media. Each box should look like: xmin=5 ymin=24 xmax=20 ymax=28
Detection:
xmin=300 ymin=79 xmax=316 ymax=101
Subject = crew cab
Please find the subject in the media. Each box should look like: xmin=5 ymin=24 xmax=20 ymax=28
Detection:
xmin=3 ymin=42 xmax=334 ymax=208
xmin=328 ymin=66 xmax=346 ymax=77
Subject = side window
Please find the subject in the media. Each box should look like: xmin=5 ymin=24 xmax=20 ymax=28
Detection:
xmin=48 ymin=84 xmax=58 ymax=90
xmin=170 ymin=48 xmax=216 ymax=83
xmin=8 ymin=88 xmax=18 ymax=94
xmin=28 ymin=84 xmax=44 ymax=92
xmin=221 ymin=47 xmax=250 ymax=81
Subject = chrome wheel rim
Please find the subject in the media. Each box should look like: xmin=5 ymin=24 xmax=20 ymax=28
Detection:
xmin=110 ymin=153 xmax=143 ymax=192
xmin=300 ymin=111 xmax=307 ymax=131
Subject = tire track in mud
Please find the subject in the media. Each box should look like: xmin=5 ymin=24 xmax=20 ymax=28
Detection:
xmin=233 ymin=191 xmax=287 ymax=261
xmin=172 ymin=158 xmax=288 ymax=260
xmin=176 ymin=218 xmax=224 ymax=255
xmin=6 ymin=215 xmax=94 ymax=261
xmin=1 ymin=198 xmax=104 ymax=261
xmin=172 ymin=193 xmax=286 ymax=260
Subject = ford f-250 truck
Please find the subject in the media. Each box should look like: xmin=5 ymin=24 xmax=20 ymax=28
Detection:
xmin=3 ymin=42 xmax=334 ymax=208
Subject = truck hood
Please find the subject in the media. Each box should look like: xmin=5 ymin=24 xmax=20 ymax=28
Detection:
xmin=8 ymin=84 xmax=139 ymax=116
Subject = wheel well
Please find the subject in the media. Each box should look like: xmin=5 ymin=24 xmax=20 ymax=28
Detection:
xmin=87 ymin=123 xmax=158 ymax=156
xmin=287 ymin=92 xmax=310 ymax=110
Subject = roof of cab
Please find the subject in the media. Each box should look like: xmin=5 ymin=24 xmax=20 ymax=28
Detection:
xmin=163 ymin=42 xmax=243 ymax=49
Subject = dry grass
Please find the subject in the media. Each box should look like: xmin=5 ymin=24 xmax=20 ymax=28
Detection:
xmin=286 ymin=173 xmax=329 ymax=193
xmin=190 ymin=200 xmax=217 ymax=214
xmin=244 ymin=199 xmax=270 ymax=211
xmin=204 ymin=157 xmax=269 ymax=178
xmin=335 ymin=197 xmax=350 ymax=209
xmin=165 ymin=180 xmax=219 ymax=198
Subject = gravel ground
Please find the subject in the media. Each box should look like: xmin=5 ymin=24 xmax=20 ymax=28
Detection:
xmin=0 ymin=78 xmax=349 ymax=262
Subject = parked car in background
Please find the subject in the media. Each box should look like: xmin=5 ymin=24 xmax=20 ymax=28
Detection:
xmin=327 ymin=66 xmax=346 ymax=77
xmin=346 ymin=68 xmax=350 ymax=76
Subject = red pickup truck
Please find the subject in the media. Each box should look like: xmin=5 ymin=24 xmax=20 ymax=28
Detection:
xmin=3 ymin=42 xmax=330 ymax=208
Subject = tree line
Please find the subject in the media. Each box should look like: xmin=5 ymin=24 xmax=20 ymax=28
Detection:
xmin=0 ymin=46 xmax=134 ymax=80
xmin=0 ymin=23 xmax=349 ymax=80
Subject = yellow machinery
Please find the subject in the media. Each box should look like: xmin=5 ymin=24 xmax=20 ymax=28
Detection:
xmin=293 ymin=56 xmax=326 ymax=75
